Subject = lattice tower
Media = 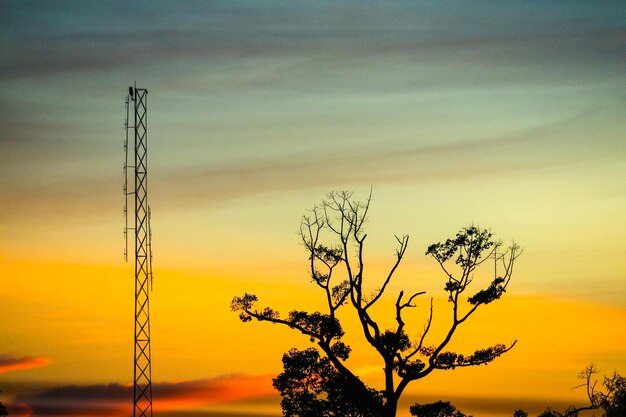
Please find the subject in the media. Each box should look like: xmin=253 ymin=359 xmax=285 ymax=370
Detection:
xmin=124 ymin=84 xmax=154 ymax=417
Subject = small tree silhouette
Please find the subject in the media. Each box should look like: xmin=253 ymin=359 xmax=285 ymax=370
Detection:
xmin=0 ymin=390 xmax=8 ymax=417
xmin=232 ymin=191 xmax=521 ymax=417
xmin=602 ymin=370 xmax=626 ymax=417
xmin=410 ymin=401 xmax=469 ymax=417
xmin=528 ymin=365 xmax=626 ymax=417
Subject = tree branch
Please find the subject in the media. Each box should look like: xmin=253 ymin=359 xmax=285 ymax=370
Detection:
xmin=365 ymin=234 xmax=409 ymax=310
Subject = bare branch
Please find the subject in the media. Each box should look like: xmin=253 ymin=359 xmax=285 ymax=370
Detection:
xmin=394 ymin=290 xmax=426 ymax=332
xmin=365 ymin=234 xmax=409 ymax=310
xmin=406 ymin=297 xmax=434 ymax=361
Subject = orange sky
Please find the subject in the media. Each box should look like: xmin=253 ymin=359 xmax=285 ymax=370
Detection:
xmin=2 ymin=249 xmax=625 ymax=416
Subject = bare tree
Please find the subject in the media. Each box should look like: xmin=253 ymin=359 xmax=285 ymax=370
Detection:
xmin=232 ymin=191 xmax=521 ymax=417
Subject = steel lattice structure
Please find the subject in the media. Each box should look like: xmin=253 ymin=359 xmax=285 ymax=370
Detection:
xmin=124 ymin=85 xmax=153 ymax=417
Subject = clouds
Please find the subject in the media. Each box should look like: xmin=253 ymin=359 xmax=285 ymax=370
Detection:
xmin=0 ymin=355 xmax=49 ymax=374
xmin=1 ymin=105 xmax=622 ymax=225
xmin=1 ymin=1 xmax=623 ymax=84
xmin=10 ymin=374 xmax=276 ymax=417
xmin=4 ymin=375 xmax=596 ymax=417
xmin=1 ymin=1 xmax=623 ymax=221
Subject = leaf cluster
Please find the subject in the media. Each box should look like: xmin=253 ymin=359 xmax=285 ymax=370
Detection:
xmin=468 ymin=277 xmax=506 ymax=305
xmin=426 ymin=226 xmax=494 ymax=268
xmin=230 ymin=294 xmax=345 ymax=344
xmin=287 ymin=311 xmax=344 ymax=341
xmin=430 ymin=344 xmax=511 ymax=370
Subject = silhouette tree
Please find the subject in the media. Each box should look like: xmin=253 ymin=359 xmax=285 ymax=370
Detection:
xmin=601 ymin=370 xmax=626 ymax=417
xmin=529 ymin=365 xmax=626 ymax=417
xmin=232 ymin=191 xmax=521 ymax=417
xmin=0 ymin=390 xmax=8 ymax=417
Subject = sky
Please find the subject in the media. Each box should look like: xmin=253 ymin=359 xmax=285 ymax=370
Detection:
xmin=0 ymin=1 xmax=625 ymax=416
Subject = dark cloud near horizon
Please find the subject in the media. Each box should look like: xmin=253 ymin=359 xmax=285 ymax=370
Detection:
xmin=156 ymin=412 xmax=279 ymax=417
xmin=11 ymin=374 xmax=275 ymax=417
xmin=6 ymin=376 xmax=589 ymax=417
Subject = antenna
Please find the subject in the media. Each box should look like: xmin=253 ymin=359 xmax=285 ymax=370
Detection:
xmin=124 ymin=84 xmax=154 ymax=417
xmin=147 ymin=206 xmax=154 ymax=290
xmin=124 ymin=95 xmax=130 ymax=262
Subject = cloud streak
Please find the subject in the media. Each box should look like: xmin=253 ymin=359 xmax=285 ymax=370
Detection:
xmin=149 ymin=108 xmax=621 ymax=206
xmin=1 ymin=108 xmax=620 ymax=224
xmin=0 ymin=355 xmax=50 ymax=374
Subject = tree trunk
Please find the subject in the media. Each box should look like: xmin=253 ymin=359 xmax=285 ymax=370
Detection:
xmin=383 ymin=397 xmax=398 ymax=417
xmin=383 ymin=359 xmax=398 ymax=417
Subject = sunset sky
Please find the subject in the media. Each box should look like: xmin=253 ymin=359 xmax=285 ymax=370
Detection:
xmin=1 ymin=1 xmax=625 ymax=416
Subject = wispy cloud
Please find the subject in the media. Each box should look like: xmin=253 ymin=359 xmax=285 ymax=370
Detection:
xmin=0 ymin=2 xmax=622 ymax=83
xmin=0 ymin=355 xmax=50 ymax=374
xmin=1 ymin=108 xmax=619 ymax=224
xmin=150 ymin=108 xmax=618 ymax=206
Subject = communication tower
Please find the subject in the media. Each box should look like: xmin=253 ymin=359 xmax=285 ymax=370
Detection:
xmin=124 ymin=84 xmax=154 ymax=417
